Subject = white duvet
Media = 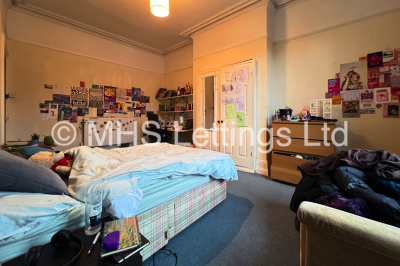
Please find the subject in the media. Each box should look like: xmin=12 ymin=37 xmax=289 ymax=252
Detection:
xmin=69 ymin=143 xmax=238 ymax=207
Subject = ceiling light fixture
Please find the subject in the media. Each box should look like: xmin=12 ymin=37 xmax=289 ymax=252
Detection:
xmin=150 ymin=0 xmax=169 ymax=17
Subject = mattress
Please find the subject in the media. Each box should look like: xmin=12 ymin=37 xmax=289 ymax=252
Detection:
xmin=0 ymin=193 xmax=85 ymax=264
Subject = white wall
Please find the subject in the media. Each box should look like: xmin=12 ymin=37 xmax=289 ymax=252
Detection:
xmin=271 ymin=2 xmax=400 ymax=155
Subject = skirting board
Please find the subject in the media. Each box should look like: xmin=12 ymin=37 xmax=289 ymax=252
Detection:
xmin=236 ymin=166 xmax=255 ymax=174
xmin=255 ymin=159 xmax=269 ymax=177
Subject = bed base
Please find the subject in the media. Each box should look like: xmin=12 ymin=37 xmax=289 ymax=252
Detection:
xmin=136 ymin=179 xmax=227 ymax=261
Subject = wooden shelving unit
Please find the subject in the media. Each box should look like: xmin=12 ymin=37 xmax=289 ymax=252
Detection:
xmin=156 ymin=94 xmax=193 ymax=100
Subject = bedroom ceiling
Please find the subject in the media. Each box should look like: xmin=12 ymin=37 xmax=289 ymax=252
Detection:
xmin=17 ymin=0 xmax=243 ymax=52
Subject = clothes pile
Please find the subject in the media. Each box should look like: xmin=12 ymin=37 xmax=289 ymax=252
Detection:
xmin=291 ymin=149 xmax=400 ymax=231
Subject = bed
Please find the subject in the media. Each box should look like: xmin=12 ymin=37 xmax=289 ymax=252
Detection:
xmin=0 ymin=143 xmax=237 ymax=263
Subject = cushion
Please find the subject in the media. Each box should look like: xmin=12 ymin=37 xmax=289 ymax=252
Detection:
xmin=17 ymin=146 xmax=54 ymax=159
xmin=0 ymin=150 xmax=69 ymax=195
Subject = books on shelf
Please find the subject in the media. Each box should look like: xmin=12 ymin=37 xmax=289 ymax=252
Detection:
xmin=155 ymin=88 xmax=167 ymax=99
xmin=100 ymin=216 xmax=141 ymax=258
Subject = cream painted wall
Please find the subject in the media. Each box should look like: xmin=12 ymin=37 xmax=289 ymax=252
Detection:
xmin=192 ymin=4 xmax=268 ymax=173
xmin=273 ymin=0 xmax=400 ymax=43
xmin=164 ymin=44 xmax=193 ymax=89
xmin=7 ymin=9 xmax=164 ymax=73
xmin=272 ymin=9 xmax=400 ymax=155
xmin=6 ymin=39 xmax=164 ymax=149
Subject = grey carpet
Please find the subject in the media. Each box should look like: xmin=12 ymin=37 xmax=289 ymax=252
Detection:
xmin=144 ymin=171 xmax=300 ymax=266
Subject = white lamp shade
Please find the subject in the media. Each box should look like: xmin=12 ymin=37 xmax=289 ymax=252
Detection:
xmin=151 ymin=0 xmax=169 ymax=17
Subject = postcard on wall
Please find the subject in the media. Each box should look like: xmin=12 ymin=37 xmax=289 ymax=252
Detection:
xmin=340 ymin=90 xmax=359 ymax=101
xmin=328 ymin=78 xmax=340 ymax=95
xmin=379 ymin=63 xmax=391 ymax=88
xmin=140 ymin=96 xmax=146 ymax=103
xmin=368 ymin=68 xmax=379 ymax=89
xmin=236 ymin=65 xmax=249 ymax=82
xmin=89 ymin=86 xmax=104 ymax=108
xmin=104 ymin=86 xmax=116 ymax=103
xmin=97 ymin=108 xmax=104 ymax=117
xmin=368 ymin=52 xmax=383 ymax=68
xmin=383 ymin=47 xmax=394 ymax=63
xmin=49 ymin=105 xmax=58 ymax=119
xmin=134 ymin=109 xmax=141 ymax=117
xmin=375 ymin=88 xmax=391 ymax=103
xmin=116 ymin=88 xmax=128 ymax=103
xmin=360 ymin=89 xmax=375 ymax=114
xmin=71 ymin=87 xmax=89 ymax=108
xmin=391 ymin=87 xmax=400 ymax=102
xmin=53 ymin=94 xmax=70 ymax=105
xmin=53 ymin=85 xmax=71 ymax=95
xmin=145 ymin=96 xmax=150 ymax=103
xmin=390 ymin=64 xmax=400 ymax=88
xmin=132 ymin=88 xmax=141 ymax=102
xmin=69 ymin=109 xmax=78 ymax=123
xmin=383 ymin=103 xmax=400 ymax=118
xmin=44 ymin=84 xmax=53 ymax=89
xmin=332 ymin=94 xmax=341 ymax=105
xmin=340 ymin=61 xmax=367 ymax=91
xmin=325 ymin=92 xmax=332 ymax=99
xmin=342 ymin=100 xmax=360 ymax=118
xmin=147 ymin=104 xmax=155 ymax=112
xmin=77 ymin=108 xmax=89 ymax=116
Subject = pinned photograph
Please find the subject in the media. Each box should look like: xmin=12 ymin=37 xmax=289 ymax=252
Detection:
xmin=44 ymin=84 xmax=53 ymax=89
xmin=375 ymin=88 xmax=391 ymax=103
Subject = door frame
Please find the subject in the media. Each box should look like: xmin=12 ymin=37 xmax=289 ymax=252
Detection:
xmin=196 ymin=59 xmax=258 ymax=171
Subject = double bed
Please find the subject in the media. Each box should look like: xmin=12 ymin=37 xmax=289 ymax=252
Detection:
xmin=0 ymin=143 xmax=237 ymax=263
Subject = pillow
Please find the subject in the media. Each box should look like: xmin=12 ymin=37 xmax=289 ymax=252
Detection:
xmin=17 ymin=146 xmax=54 ymax=159
xmin=0 ymin=150 xmax=69 ymax=195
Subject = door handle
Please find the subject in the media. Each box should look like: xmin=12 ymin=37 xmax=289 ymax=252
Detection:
xmin=221 ymin=120 xmax=224 ymax=123
xmin=217 ymin=120 xmax=220 ymax=124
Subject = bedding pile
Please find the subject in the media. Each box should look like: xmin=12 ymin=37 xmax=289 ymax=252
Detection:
xmin=69 ymin=143 xmax=238 ymax=216
xmin=291 ymin=149 xmax=400 ymax=229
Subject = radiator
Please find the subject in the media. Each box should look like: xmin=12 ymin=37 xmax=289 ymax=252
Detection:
xmin=83 ymin=118 xmax=136 ymax=147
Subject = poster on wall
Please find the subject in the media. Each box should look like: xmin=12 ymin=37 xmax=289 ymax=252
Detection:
xmin=383 ymin=103 xmax=400 ymax=118
xmin=237 ymin=65 xmax=249 ymax=82
xmin=360 ymin=89 xmax=375 ymax=114
xmin=132 ymin=88 xmax=141 ymax=102
xmin=328 ymin=78 xmax=340 ymax=95
xmin=340 ymin=61 xmax=367 ymax=91
xmin=368 ymin=68 xmax=379 ymax=89
xmin=116 ymin=88 xmax=131 ymax=103
xmin=104 ymin=86 xmax=116 ymax=103
xmin=368 ymin=52 xmax=383 ymax=69
xmin=71 ymin=87 xmax=89 ymax=108
xmin=89 ymin=85 xmax=104 ymax=108
xmin=53 ymin=85 xmax=71 ymax=104
xmin=340 ymin=90 xmax=359 ymax=101
xmin=221 ymin=83 xmax=235 ymax=105
xmin=342 ymin=100 xmax=360 ymax=118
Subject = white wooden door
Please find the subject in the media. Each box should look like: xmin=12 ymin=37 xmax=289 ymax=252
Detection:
xmin=219 ymin=61 xmax=255 ymax=170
